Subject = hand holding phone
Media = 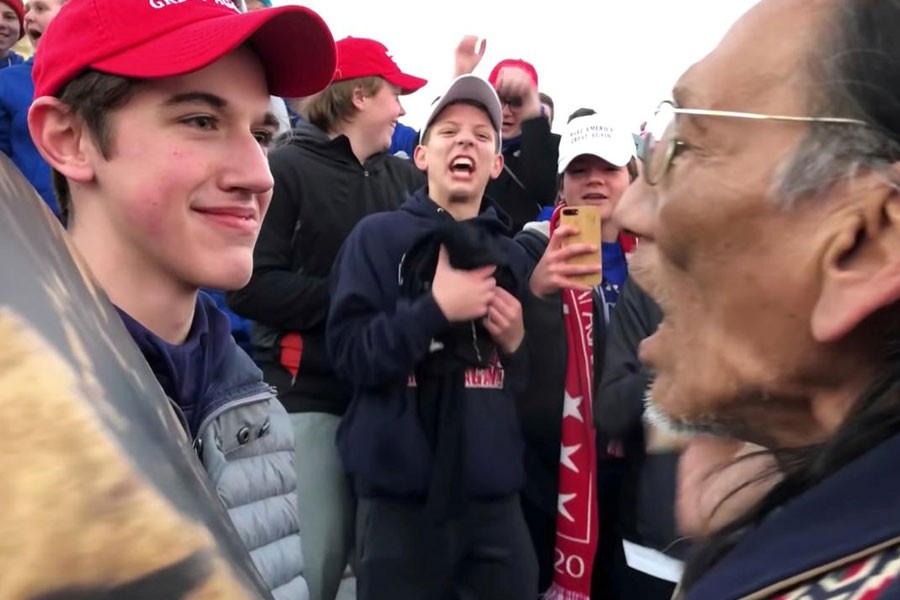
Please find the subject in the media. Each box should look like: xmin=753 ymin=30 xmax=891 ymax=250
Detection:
xmin=528 ymin=207 xmax=603 ymax=297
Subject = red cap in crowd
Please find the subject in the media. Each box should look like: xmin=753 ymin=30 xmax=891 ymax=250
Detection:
xmin=1 ymin=0 xmax=25 ymax=41
xmin=332 ymin=37 xmax=427 ymax=94
xmin=33 ymin=0 xmax=337 ymax=99
xmin=488 ymin=58 xmax=538 ymax=89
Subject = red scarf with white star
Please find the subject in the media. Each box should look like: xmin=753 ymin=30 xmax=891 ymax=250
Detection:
xmin=545 ymin=205 xmax=599 ymax=600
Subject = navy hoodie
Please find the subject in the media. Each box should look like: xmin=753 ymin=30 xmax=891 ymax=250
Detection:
xmin=327 ymin=188 xmax=533 ymax=500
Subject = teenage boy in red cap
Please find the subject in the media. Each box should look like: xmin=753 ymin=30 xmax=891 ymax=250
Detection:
xmin=228 ymin=34 xmax=427 ymax=600
xmin=327 ymin=74 xmax=537 ymax=600
xmin=0 ymin=0 xmax=23 ymax=70
xmin=27 ymin=1 xmax=336 ymax=598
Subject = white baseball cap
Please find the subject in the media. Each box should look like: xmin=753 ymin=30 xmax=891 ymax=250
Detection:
xmin=420 ymin=75 xmax=503 ymax=150
xmin=558 ymin=114 xmax=636 ymax=174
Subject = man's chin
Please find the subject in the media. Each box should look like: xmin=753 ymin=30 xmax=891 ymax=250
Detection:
xmin=644 ymin=387 xmax=736 ymax=438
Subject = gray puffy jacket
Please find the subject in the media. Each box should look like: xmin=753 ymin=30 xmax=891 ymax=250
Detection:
xmin=119 ymin=296 xmax=307 ymax=599
xmin=193 ymin=348 xmax=308 ymax=600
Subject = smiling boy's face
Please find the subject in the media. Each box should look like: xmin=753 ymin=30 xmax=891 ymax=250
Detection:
xmin=0 ymin=1 xmax=20 ymax=53
xmin=68 ymin=47 xmax=279 ymax=291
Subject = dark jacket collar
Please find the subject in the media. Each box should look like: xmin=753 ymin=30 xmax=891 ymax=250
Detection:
xmin=689 ymin=432 xmax=900 ymax=599
xmin=402 ymin=186 xmax=512 ymax=233
xmin=287 ymin=120 xmax=390 ymax=172
xmin=117 ymin=293 xmax=265 ymax=437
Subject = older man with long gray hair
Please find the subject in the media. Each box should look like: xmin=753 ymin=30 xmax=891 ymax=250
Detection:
xmin=614 ymin=0 xmax=900 ymax=597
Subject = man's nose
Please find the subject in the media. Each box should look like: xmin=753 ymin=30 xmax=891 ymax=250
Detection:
xmin=612 ymin=176 xmax=658 ymax=240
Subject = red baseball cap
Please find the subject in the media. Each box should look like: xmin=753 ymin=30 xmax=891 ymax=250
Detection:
xmin=332 ymin=37 xmax=426 ymax=94
xmin=33 ymin=0 xmax=337 ymax=99
xmin=488 ymin=58 xmax=539 ymax=89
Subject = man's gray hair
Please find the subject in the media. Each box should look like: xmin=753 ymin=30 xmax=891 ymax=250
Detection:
xmin=773 ymin=124 xmax=900 ymax=205
xmin=772 ymin=4 xmax=900 ymax=206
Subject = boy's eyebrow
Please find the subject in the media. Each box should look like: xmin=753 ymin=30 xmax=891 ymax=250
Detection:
xmin=435 ymin=119 xmax=492 ymax=129
xmin=261 ymin=112 xmax=279 ymax=129
xmin=164 ymin=91 xmax=280 ymax=128
xmin=164 ymin=92 xmax=228 ymax=109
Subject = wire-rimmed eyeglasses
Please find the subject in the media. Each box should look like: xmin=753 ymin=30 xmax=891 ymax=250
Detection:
xmin=638 ymin=100 xmax=869 ymax=186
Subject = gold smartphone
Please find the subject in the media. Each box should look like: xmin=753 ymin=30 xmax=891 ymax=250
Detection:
xmin=558 ymin=205 xmax=602 ymax=287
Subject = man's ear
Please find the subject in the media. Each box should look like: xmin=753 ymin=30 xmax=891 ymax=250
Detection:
xmin=28 ymin=97 xmax=95 ymax=185
xmin=812 ymin=173 xmax=900 ymax=342
xmin=413 ymin=143 xmax=428 ymax=172
xmin=489 ymin=149 xmax=504 ymax=180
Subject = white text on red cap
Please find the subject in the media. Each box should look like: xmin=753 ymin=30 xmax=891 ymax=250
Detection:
xmin=149 ymin=0 xmax=239 ymax=12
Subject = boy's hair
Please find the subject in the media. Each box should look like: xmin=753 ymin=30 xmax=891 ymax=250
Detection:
xmin=50 ymin=70 xmax=142 ymax=225
xmin=299 ymin=76 xmax=383 ymax=134
xmin=539 ymin=92 xmax=554 ymax=117
xmin=420 ymin=99 xmax=499 ymax=149
xmin=567 ymin=107 xmax=596 ymax=123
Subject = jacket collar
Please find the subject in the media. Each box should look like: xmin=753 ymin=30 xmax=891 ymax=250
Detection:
xmin=688 ymin=432 xmax=900 ymax=599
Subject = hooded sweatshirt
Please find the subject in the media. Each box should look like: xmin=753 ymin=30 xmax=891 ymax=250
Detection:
xmin=228 ymin=121 xmax=425 ymax=415
xmin=327 ymin=188 xmax=533 ymax=500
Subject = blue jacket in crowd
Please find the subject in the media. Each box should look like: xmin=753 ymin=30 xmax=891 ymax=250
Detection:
xmin=389 ymin=122 xmax=418 ymax=158
xmin=327 ymin=188 xmax=533 ymax=501
xmin=0 ymin=59 xmax=55 ymax=216
xmin=0 ymin=51 xmax=24 ymax=70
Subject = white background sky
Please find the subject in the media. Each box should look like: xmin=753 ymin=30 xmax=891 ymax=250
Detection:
xmin=275 ymin=0 xmax=761 ymax=134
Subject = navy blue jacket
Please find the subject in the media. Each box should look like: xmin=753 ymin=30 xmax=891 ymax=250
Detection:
xmin=327 ymin=188 xmax=533 ymax=500
xmin=683 ymin=432 xmax=900 ymax=599
xmin=0 ymin=59 xmax=55 ymax=215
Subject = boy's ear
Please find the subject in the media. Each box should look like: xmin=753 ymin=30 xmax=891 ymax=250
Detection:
xmin=489 ymin=149 xmax=504 ymax=180
xmin=351 ymin=85 xmax=367 ymax=111
xmin=28 ymin=97 xmax=95 ymax=185
xmin=413 ymin=143 xmax=428 ymax=172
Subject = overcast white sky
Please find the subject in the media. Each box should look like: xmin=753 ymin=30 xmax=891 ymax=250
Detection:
xmin=275 ymin=0 xmax=761 ymax=134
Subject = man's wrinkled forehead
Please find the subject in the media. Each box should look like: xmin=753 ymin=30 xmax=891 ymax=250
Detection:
xmin=673 ymin=0 xmax=834 ymax=114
